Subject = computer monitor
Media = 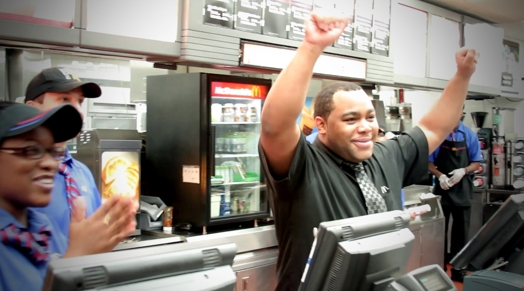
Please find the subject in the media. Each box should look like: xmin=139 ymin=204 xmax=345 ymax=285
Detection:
xmin=299 ymin=210 xmax=415 ymax=291
xmin=42 ymin=240 xmax=237 ymax=291
xmin=451 ymin=193 xmax=524 ymax=274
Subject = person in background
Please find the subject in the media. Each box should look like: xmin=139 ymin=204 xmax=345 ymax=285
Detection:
xmin=0 ymin=102 xmax=137 ymax=291
xmin=429 ymin=107 xmax=481 ymax=282
xmin=24 ymin=67 xmax=104 ymax=240
xmin=258 ymin=10 xmax=478 ymax=290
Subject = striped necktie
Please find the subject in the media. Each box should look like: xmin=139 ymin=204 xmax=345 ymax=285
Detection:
xmin=58 ymin=162 xmax=82 ymax=215
xmin=0 ymin=224 xmax=51 ymax=264
xmin=351 ymin=163 xmax=388 ymax=214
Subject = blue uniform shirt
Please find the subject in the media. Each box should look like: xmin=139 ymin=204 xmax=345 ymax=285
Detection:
xmin=34 ymin=149 xmax=102 ymax=242
xmin=0 ymin=208 xmax=67 ymax=291
xmin=429 ymin=122 xmax=482 ymax=163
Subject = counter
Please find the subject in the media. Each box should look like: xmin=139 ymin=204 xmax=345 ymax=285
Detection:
xmin=120 ymin=186 xmax=445 ymax=291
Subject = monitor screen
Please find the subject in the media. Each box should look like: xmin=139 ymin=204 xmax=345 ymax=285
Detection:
xmin=42 ymin=240 xmax=237 ymax=291
xmin=451 ymin=193 xmax=524 ymax=272
xmin=299 ymin=210 xmax=414 ymax=291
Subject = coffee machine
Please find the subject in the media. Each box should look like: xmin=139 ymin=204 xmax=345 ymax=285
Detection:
xmin=471 ymin=112 xmax=492 ymax=189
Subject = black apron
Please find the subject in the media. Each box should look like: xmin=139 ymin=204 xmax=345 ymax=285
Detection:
xmin=432 ymin=137 xmax=473 ymax=207
xmin=432 ymin=134 xmax=474 ymax=264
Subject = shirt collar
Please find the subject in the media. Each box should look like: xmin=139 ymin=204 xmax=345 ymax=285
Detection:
xmin=312 ymin=137 xmax=369 ymax=168
xmin=62 ymin=148 xmax=74 ymax=165
xmin=452 ymin=122 xmax=466 ymax=135
xmin=0 ymin=207 xmax=49 ymax=233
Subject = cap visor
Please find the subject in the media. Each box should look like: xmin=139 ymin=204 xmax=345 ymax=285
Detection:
xmin=50 ymin=81 xmax=102 ymax=98
xmin=7 ymin=105 xmax=83 ymax=143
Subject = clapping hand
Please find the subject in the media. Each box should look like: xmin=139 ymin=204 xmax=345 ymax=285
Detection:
xmin=64 ymin=195 xmax=137 ymax=258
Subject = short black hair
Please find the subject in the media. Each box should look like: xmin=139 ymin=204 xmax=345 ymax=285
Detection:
xmin=314 ymin=82 xmax=362 ymax=120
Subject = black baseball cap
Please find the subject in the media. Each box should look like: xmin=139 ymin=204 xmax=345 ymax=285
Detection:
xmin=0 ymin=102 xmax=83 ymax=144
xmin=25 ymin=67 xmax=102 ymax=102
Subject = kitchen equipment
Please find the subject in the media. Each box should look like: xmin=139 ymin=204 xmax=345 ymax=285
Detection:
xmin=133 ymin=100 xmax=147 ymax=133
xmin=492 ymin=137 xmax=506 ymax=189
xmin=76 ymin=129 xmax=143 ymax=236
xmin=471 ymin=112 xmax=492 ymax=189
xmin=371 ymin=99 xmax=387 ymax=131
xmin=509 ymin=138 xmax=524 ymax=189
xmin=399 ymin=104 xmax=413 ymax=131
xmin=492 ymin=107 xmax=516 ymax=140
xmin=137 ymin=195 xmax=166 ymax=231
xmin=146 ymin=73 xmax=271 ymax=231
xmin=386 ymin=106 xmax=401 ymax=132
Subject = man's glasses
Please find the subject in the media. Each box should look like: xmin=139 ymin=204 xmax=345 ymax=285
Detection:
xmin=0 ymin=145 xmax=66 ymax=160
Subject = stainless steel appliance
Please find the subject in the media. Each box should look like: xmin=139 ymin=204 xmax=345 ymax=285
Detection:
xmin=76 ymin=129 xmax=143 ymax=236
xmin=371 ymin=99 xmax=387 ymax=130
xmin=471 ymin=112 xmax=492 ymax=190
xmin=385 ymin=106 xmax=401 ymax=132
xmin=492 ymin=107 xmax=516 ymax=140
xmin=399 ymin=104 xmax=413 ymax=131
xmin=509 ymin=138 xmax=524 ymax=190
xmin=146 ymin=73 xmax=272 ymax=233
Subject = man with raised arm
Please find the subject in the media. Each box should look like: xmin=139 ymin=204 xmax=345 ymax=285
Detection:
xmin=258 ymin=11 xmax=478 ymax=291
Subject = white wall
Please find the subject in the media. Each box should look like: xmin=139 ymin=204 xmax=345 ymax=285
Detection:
xmin=402 ymin=36 xmax=524 ymax=138
xmin=403 ymin=91 xmax=523 ymax=138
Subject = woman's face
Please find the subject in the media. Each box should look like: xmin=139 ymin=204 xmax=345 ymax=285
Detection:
xmin=0 ymin=126 xmax=60 ymax=209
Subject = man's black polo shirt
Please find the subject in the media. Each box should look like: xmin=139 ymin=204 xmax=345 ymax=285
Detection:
xmin=259 ymin=127 xmax=429 ymax=291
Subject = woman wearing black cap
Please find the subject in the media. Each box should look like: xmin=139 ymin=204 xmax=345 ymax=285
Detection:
xmin=0 ymin=102 xmax=137 ymax=291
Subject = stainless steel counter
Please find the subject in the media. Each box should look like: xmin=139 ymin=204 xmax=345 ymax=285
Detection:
xmin=113 ymin=230 xmax=184 ymax=252
xmin=185 ymin=225 xmax=278 ymax=254
xmin=402 ymin=185 xmax=446 ymax=272
xmin=120 ymin=186 xmax=445 ymax=291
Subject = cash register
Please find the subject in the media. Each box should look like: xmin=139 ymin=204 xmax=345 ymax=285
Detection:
xmin=451 ymin=194 xmax=524 ymax=291
xmin=387 ymin=265 xmax=456 ymax=291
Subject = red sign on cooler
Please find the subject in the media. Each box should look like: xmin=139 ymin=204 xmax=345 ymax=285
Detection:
xmin=211 ymin=82 xmax=268 ymax=99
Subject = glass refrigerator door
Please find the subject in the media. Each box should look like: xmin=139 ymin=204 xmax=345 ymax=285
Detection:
xmin=209 ymin=81 xmax=267 ymax=219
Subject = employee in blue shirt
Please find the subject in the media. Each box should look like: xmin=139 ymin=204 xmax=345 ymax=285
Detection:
xmin=0 ymin=102 xmax=81 ymax=291
xmin=0 ymin=102 xmax=139 ymax=291
xmin=428 ymin=109 xmax=481 ymax=282
xmin=24 ymin=67 xmax=103 ymax=240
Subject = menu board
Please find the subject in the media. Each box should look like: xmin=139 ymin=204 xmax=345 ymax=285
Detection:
xmin=371 ymin=0 xmax=390 ymax=56
xmin=391 ymin=4 xmax=427 ymax=78
xmin=86 ymin=0 xmax=179 ymax=42
xmin=428 ymin=15 xmax=460 ymax=80
xmin=464 ymin=23 xmax=504 ymax=89
xmin=263 ymin=0 xmax=290 ymax=38
xmin=204 ymin=0 xmax=234 ymax=28
xmin=502 ymin=40 xmax=520 ymax=93
xmin=288 ymin=0 xmax=313 ymax=40
xmin=0 ymin=0 xmax=74 ymax=28
xmin=314 ymin=0 xmax=355 ymax=49
xmin=353 ymin=0 xmax=373 ymax=52
xmin=234 ymin=0 xmax=264 ymax=33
